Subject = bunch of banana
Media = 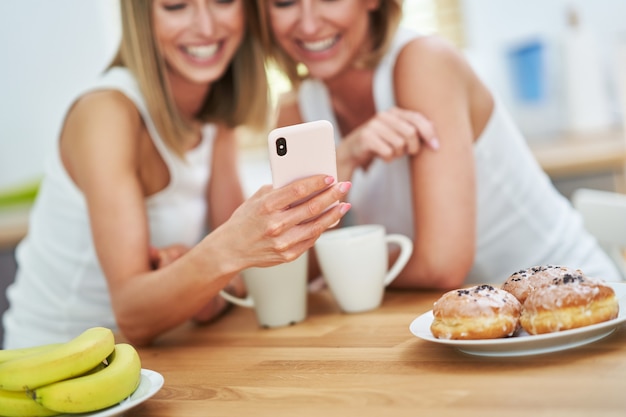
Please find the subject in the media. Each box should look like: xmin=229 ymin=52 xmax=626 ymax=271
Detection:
xmin=0 ymin=327 xmax=142 ymax=416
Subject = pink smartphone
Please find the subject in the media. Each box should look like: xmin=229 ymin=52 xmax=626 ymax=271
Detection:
xmin=267 ymin=120 xmax=338 ymax=209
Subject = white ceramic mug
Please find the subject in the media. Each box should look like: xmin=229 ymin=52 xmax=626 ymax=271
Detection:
xmin=219 ymin=252 xmax=308 ymax=328
xmin=314 ymin=224 xmax=413 ymax=313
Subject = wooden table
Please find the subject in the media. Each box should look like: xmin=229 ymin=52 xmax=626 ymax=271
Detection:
xmin=131 ymin=288 xmax=626 ymax=417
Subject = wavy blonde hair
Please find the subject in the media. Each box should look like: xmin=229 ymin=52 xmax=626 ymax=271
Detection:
xmin=109 ymin=0 xmax=269 ymax=156
xmin=257 ymin=0 xmax=403 ymax=89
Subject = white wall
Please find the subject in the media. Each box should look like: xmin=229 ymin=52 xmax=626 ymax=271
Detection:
xmin=462 ymin=0 xmax=626 ymax=136
xmin=0 ymin=0 xmax=120 ymax=190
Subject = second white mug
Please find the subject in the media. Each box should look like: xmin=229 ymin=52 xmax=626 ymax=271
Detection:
xmin=219 ymin=252 xmax=308 ymax=328
xmin=314 ymin=224 xmax=413 ymax=313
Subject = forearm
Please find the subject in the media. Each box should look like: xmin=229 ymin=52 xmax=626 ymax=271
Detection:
xmin=112 ymin=238 xmax=236 ymax=346
xmin=389 ymin=135 xmax=476 ymax=290
xmin=392 ymin=181 xmax=476 ymax=290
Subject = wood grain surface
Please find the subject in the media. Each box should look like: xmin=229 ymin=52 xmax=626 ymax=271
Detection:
xmin=129 ymin=288 xmax=626 ymax=417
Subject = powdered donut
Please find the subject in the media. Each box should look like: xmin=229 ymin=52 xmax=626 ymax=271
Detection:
xmin=520 ymin=273 xmax=619 ymax=335
xmin=430 ymin=284 xmax=522 ymax=340
xmin=502 ymin=265 xmax=584 ymax=303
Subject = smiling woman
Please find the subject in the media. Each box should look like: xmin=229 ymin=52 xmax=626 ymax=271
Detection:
xmin=256 ymin=0 xmax=623 ymax=292
xmin=2 ymin=0 xmax=352 ymax=350
xmin=264 ymin=0 xmax=464 ymax=111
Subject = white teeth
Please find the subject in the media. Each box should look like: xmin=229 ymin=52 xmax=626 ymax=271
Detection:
xmin=302 ymin=36 xmax=337 ymax=52
xmin=185 ymin=44 xmax=218 ymax=59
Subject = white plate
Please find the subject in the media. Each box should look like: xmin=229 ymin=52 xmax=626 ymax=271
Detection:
xmin=57 ymin=369 xmax=164 ymax=417
xmin=409 ymin=282 xmax=626 ymax=357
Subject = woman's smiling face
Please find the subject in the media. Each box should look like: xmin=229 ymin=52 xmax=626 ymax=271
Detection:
xmin=266 ymin=0 xmax=380 ymax=80
xmin=152 ymin=0 xmax=245 ymax=87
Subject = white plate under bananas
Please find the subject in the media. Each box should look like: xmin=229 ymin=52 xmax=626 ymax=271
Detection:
xmin=58 ymin=368 xmax=164 ymax=417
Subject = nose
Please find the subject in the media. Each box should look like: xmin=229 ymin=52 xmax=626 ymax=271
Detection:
xmin=194 ymin=5 xmax=215 ymax=36
xmin=299 ymin=3 xmax=322 ymax=35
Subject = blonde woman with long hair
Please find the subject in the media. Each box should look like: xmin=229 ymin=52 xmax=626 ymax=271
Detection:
xmin=3 ymin=0 xmax=351 ymax=348
xmin=258 ymin=0 xmax=621 ymax=288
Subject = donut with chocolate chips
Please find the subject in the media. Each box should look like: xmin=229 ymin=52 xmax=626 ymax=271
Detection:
xmin=430 ymin=284 xmax=522 ymax=340
xmin=520 ymin=273 xmax=619 ymax=335
xmin=501 ymin=265 xmax=584 ymax=303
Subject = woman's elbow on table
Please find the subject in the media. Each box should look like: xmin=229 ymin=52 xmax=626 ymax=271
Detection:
xmin=118 ymin=330 xmax=150 ymax=348
xmin=115 ymin=319 xmax=159 ymax=348
xmin=395 ymin=251 xmax=473 ymax=290
xmin=421 ymin=239 xmax=475 ymax=289
xmin=427 ymin=264 xmax=471 ymax=290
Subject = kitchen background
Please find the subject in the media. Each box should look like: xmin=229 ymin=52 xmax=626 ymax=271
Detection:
xmin=1 ymin=0 xmax=626 ymax=344
xmin=2 ymin=0 xmax=626 ymax=192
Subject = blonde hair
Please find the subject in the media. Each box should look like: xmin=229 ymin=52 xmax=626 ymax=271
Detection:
xmin=110 ymin=0 xmax=269 ymax=156
xmin=257 ymin=0 xmax=403 ymax=89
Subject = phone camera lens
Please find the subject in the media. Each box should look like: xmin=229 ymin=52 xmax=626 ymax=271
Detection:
xmin=276 ymin=137 xmax=287 ymax=156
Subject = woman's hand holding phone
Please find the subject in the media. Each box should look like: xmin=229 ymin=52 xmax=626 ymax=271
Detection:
xmin=212 ymin=175 xmax=351 ymax=272
xmin=205 ymin=120 xmax=350 ymax=274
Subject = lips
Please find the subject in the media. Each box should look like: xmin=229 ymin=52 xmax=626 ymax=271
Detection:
xmin=183 ymin=43 xmax=220 ymax=59
xmin=299 ymin=35 xmax=339 ymax=52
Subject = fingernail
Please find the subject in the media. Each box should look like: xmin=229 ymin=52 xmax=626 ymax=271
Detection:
xmin=431 ymin=138 xmax=440 ymax=150
xmin=339 ymin=182 xmax=352 ymax=193
xmin=339 ymin=203 xmax=352 ymax=214
xmin=325 ymin=176 xmax=336 ymax=185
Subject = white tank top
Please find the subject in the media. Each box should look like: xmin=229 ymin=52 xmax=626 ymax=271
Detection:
xmin=3 ymin=67 xmax=215 ymax=348
xmin=298 ymin=28 xmax=622 ymax=285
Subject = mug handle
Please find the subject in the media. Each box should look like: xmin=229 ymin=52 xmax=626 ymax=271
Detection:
xmin=219 ymin=290 xmax=254 ymax=308
xmin=383 ymin=234 xmax=414 ymax=286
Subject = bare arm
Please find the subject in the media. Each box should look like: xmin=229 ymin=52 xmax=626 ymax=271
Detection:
xmin=207 ymin=126 xmax=246 ymax=229
xmin=194 ymin=125 xmax=247 ymax=323
xmin=61 ymin=92 xmax=351 ymax=346
xmin=390 ymin=36 xmax=494 ymax=289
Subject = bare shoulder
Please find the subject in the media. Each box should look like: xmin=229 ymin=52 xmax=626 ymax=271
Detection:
xmin=62 ymin=89 xmax=144 ymax=154
xmin=67 ymin=89 xmax=141 ymax=133
xmin=397 ymin=35 xmax=493 ymax=131
xmin=395 ymin=35 xmax=471 ymax=84
xmin=61 ymin=89 xmax=144 ymax=188
xmin=394 ymin=35 xmax=491 ymax=116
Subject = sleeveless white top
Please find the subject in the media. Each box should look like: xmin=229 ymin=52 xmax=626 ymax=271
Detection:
xmin=298 ymin=28 xmax=622 ymax=285
xmin=3 ymin=68 xmax=215 ymax=348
